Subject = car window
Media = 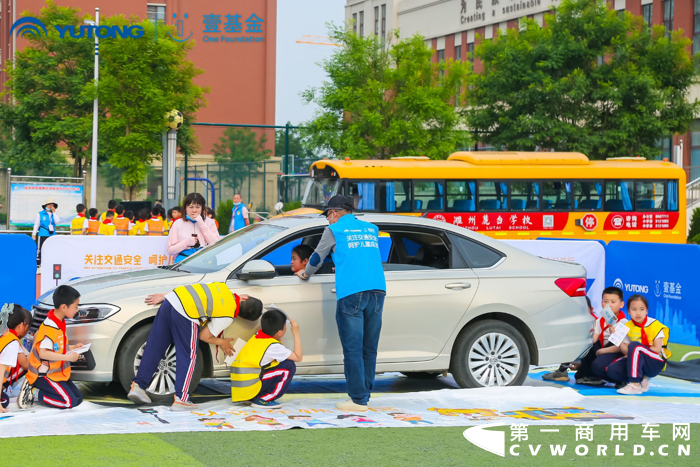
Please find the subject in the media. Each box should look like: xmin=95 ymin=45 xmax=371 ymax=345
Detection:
xmin=175 ymin=224 xmax=286 ymax=274
xmin=448 ymin=233 xmax=504 ymax=269
xmin=375 ymin=227 xmax=466 ymax=270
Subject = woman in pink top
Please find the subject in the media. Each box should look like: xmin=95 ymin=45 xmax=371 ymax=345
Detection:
xmin=168 ymin=193 xmax=221 ymax=263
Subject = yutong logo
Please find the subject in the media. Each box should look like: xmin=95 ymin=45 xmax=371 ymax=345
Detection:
xmin=10 ymin=17 xmax=144 ymax=40
xmin=613 ymin=278 xmax=648 ymax=294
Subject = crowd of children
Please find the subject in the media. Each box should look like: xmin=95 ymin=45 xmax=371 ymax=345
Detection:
xmin=71 ymin=200 xmax=185 ymax=237
xmin=542 ymin=286 xmax=671 ymax=395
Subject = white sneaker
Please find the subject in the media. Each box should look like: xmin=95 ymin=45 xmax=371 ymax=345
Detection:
xmin=127 ymin=382 xmax=151 ymax=404
xmin=617 ymin=383 xmax=644 ymax=395
xmin=170 ymin=396 xmax=198 ymax=411
xmin=641 ymin=377 xmax=650 ymax=393
xmin=17 ymin=379 xmax=34 ymax=409
xmin=336 ymin=399 xmax=368 ymax=412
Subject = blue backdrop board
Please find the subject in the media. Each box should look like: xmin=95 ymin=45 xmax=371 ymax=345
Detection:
xmin=606 ymin=241 xmax=700 ymax=347
xmin=0 ymin=234 xmax=37 ymax=310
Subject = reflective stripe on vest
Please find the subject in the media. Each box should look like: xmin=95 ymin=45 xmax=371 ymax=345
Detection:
xmin=71 ymin=217 xmax=85 ymax=235
xmin=87 ymin=219 xmax=100 ymax=235
xmin=114 ymin=217 xmax=130 ymax=235
xmin=172 ymin=282 xmax=238 ymax=324
xmin=27 ymin=323 xmax=70 ymax=384
xmin=147 ymin=219 xmax=164 ymax=236
xmin=0 ymin=332 xmax=20 ymax=385
xmin=230 ymin=336 xmax=280 ymax=402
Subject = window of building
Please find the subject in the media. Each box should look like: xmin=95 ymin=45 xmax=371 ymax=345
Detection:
xmin=353 ymin=13 xmax=357 ymax=34
xmin=359 ymin=10 xmax=364 ymax=37
xmin=467 ymin=42 xmax=475 ymax=89
xmin=664 ymin=0 xmax=674 ymax=36
xmin=375 ymin=6 xmax=379 ymax=36
xmin=381 ymin=4 xmax=387 ymax=40
xmin=643 ymin=3 xmax=653 ymax=29
xmin=437 ymin=49 xmax=445 ymax=80
xmin=147 ymin=4 xmax=166 ymax=23
xmin=691 ymin=122 xmax=700 ymax=181
xmin=455 ymin=44 xmax=462 ymax=62
xmin=694 ymin=0 xmax=700 ymax=55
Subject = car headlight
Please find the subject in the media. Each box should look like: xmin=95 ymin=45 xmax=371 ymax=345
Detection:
xmin=66 ymin=304 xmax=121 ymax=324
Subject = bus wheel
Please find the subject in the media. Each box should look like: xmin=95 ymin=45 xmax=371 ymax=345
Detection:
xmin=450 ymin=320 xmax=529 ymax=388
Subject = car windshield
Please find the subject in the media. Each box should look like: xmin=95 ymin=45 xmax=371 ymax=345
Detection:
xmin=175 ymin=223 xmax=287 ymax=274
xmin=302 ymin=177 xmax=340 ymax=208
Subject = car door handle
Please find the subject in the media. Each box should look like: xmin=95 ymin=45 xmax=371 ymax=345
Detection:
xmin=331 ymin=288 xmax=336 ymax=293
xmin=445 ymin=283 xmax=472 ymax=290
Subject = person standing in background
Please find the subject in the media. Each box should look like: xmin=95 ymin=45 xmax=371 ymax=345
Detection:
xmin=100 ymin=200 xmax=117 ymax=222
xmin=32 ymin=199 xmax=60 ymax=266
xmin=229 ymin=194 xmax=250 ymax=233
xmin=168 ymin=193 xmax=220 ymax=262
xmin=71 ymin=204 xmax=88 ymax=235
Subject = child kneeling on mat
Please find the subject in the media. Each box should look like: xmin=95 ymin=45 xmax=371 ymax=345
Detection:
xmin=0 ymin=304 xmax=32 ymax=412
xmin=19 ymin=285 xmax=86 ymax=409
xmin=603 ymin=294 xmax=670 ymax=395
xmin=231 ymin=308 xmax=303 ymax=409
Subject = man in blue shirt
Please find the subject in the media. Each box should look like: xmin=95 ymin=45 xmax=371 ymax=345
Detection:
xmin=296 ymin=195 xmax=386 ymax=412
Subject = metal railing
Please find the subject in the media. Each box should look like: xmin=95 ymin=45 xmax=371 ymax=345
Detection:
xmin=686 ymin=174 xmax=700 ymax=210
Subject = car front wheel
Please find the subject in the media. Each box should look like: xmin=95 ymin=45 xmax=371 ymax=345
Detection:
xmin=451 ymin=319 xmax=530 ymax=388
xmin=116 ymin=324 xmax=204 ymax=402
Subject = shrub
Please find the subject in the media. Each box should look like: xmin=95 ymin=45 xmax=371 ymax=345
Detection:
xmin=216 ymin=199 xmax=234 ymax=236
xmin=688 ymin=208 xmax=700 ymax=242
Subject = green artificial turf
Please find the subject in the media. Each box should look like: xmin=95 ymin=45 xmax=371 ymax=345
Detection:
xmin=0 ymin=424 xmax=695 ymax=466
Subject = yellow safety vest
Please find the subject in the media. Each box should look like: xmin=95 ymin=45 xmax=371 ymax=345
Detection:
xmin=98 ymin=223 xmax=116 ymax=236
xmin=173 ymin=282 xmax=239 ymax=325
xmin=71 ymin=216 xmax=86 ymax=235
xmin=134 ymin=220 xmax=147 ymax=236
xmin=230 ymin=335 xmax=280 ymax=402
xmin=0 ymin=332 xmax=20 ymax=385
xmin=624 ymin=318 xmax=672 ymax=364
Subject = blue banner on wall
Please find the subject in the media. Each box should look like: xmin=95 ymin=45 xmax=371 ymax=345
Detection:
xmin=0 ymin=234 xmax=37 ymax=310
xmin=606 ymin=241 xmax=699 ymax=347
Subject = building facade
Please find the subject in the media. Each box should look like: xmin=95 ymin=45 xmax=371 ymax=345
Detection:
xmin=346 ymin=0 xmax=700 ymax=180
xmin=0 ymin=0 xmax=277 ymax=158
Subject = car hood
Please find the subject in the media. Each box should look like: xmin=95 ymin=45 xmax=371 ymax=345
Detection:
xmin=37 ymin=268 xmax=205 ymax=306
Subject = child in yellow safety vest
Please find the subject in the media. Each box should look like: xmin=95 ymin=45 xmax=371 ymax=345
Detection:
xmin=18 ymin=285 xmax=86 ymax=409
xmin=70 ymin=203 xmax=88 ymax=235
xmin=231 ymin=308 xmax=303 ymax=409
xmin=86 ymin=208 xmax=101 ymax=236
xmin=133 ymin=209 xmax=149 ymax=236
xmin=125 ymin=210 xmax=138 ymax=235
xmin=0 ymin=304 xmax=32 ymax=412
xmin=98 ymin=211 xmax=117 ymax=235
xmin=127 ymin=283 xmax=263 ymax=411
xmin=100 ymin=199 xmax=117 ymax=222
xmin=145 ymin=207 xmax=166 ymax=236
xmin=599 ymin=294 xmax=671 ymax=395
xmin=113 ymin=205 xmax=131 ymax=236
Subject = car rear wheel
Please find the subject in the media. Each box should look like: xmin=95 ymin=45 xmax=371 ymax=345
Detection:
xmin=450 ymin=319 xmax=530 ymax=388
xmin=116 ymin=324 xmax=204 ymax=402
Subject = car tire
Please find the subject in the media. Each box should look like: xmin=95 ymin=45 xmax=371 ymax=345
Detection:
xmin=450 ymin=319 xmax=530 ymax=388
xmin=400 ymin=372 xmax=441 ymax=379
xmin=116 ymin=324 xmax=204 ymax=403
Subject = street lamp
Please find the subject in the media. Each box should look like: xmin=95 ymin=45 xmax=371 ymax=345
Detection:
xmin=84 ymin=8 xmax=99 ymax=208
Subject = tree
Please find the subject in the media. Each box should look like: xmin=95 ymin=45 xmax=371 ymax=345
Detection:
xmin=302 ymin=26 xmax=471 ymax=160
xmin=92 ymin=17 xmax=207 ymax=199
xmin=274 ymin=128 xmax=315 ymax=159
xmin=467 ymin=0 xmax=700 ymax=159
xmin=212 ymin=127 xmax=271 ymax=193
xmin=0 ymin=1 xmax=94 ymax=176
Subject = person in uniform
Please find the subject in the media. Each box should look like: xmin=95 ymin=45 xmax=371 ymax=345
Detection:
xmin=71 ymin=204 xmax=88 ymax=235
xmin=32 ymin=198 xmax=60 ymax=266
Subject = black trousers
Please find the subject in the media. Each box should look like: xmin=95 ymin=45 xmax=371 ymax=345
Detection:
xmin=36 ymin=235 xmax=51 ymax=266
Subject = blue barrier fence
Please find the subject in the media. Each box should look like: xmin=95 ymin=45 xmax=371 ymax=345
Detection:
xmin=0 ymin=234 xmax=36 ymax=310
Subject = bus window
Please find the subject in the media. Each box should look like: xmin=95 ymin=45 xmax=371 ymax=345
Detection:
xmin=379 ymin=181 xmax=412 ymax=212
xmin=510 ymin=182 xmax=539 ymax=211
xmin=573 ymin=181 xmax=602 ymax=210
xmin=477 ymin=182 xmax=507 ymax=211
xmin=414 ymin=181 xmax=444 ymax=211
xmin=347 ymin=181 xmax=377 ymax=211
xmin=446 ymin=181 xmax=476 ymax=212
xmin=302 ymin=176 xmax=340 ymax=208
xmin=542 ymin=182 xmax=571 ymax=210
xmin=668 ymin=180 xmax=679 ymax=211
xmin=605 ymin=181 xmax=634 ymax=211
xmin=635 ymin=181 xmax=665 ymax=210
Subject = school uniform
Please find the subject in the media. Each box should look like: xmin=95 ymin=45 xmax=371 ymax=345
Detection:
xmin=604 ymin=318 xmax=670 ymax=383
xmin=0 ymin=330 xmax=22 ymax=408
xmin=133 ymin=282 xmax=241 ymax=402
xmin=230 ymin=330 xmax=296 ymax=403
xmin=26 ymin=311 xmax=83 ymax=409
xmin=588 ymin=313 xmax=626 ymax=381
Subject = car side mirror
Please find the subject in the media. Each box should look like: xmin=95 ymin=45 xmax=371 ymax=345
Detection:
xmin=237 ymin=260 xmax=276 ymax=281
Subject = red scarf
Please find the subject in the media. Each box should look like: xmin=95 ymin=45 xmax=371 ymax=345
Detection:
xmin=255 ymin=330 xmax=276 ymax=339
xmin=632 ymin=317 xmax=650 ymax=347
xmin=8 ymin=329 xmax=18 ymax=338
xmin=103 ymin=219 xmax=113 ymax=225
xmin=116 ymin=215 xmax=125 ymax=219
xmin=90 ymin=217 xmax=97 ymax=221
xmin=46 ymin=309 xmax=67 ymax=353
xmin=599 ymin=312 xmax=627 ymax=346
xmin=77 ymin=213 xmax=85 ymax=218
xmin=234 ymin=294 xmax=241 ymax=318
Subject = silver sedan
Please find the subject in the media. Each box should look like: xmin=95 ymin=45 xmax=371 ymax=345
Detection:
xmin=31 ymin=214 xmax=593 ymax=399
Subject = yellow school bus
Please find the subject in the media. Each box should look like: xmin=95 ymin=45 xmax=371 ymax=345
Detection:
xmin=286 ymin=152 xmax=686 ymax=243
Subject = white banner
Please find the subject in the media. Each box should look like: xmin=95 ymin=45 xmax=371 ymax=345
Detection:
xmin=504 ymin=240 xmax=606 ymax=316
xmin=40 ymin=236 xmax=171 ymax=293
